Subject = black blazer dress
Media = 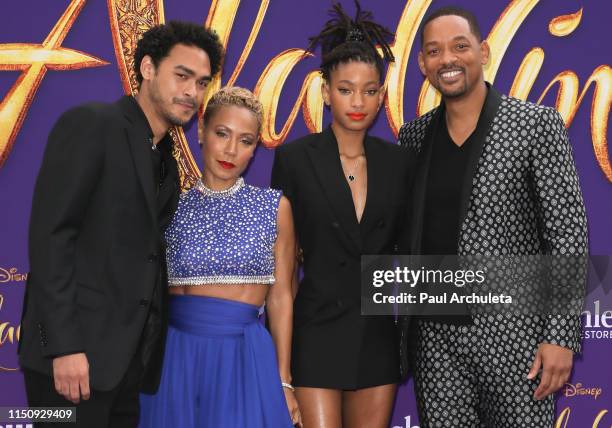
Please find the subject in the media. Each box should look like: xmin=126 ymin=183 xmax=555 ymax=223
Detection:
xmin=271 ymin=126 xmax=413 ymax=389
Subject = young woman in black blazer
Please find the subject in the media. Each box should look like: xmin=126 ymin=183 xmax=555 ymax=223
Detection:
xmin=271 ymin=3 xmax=412 ymax=426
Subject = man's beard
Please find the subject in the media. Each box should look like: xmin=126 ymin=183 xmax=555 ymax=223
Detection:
xmin=436 ymin=76 xmax=469 ymax=99
xmin=149 ymin=79 xmax=196 ymax=126
xmin=431 ymin=65 xmax=470 ymax=99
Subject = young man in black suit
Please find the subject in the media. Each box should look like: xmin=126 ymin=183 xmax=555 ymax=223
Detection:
xmin=18 ymin=21 xmax=223 ymax=427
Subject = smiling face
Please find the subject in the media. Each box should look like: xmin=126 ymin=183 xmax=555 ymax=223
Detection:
xmin=418 ymin=14 xmax=489 ymax=100
xmin=141 ymin=43 xmax=212 ymax=127
xmin=200 ymin=104 xmax=259 ymax=189
xmin=322 ymin=60 xmax=385 ymax=133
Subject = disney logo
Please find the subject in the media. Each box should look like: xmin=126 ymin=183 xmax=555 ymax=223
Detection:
xmin=0 ymin=267 xmax=28 ymax=283
xmin=564 ymin=382 xmax=603 ymax=400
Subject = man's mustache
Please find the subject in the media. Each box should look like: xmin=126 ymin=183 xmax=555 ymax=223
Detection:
xmin=173 ymin=97 xmax=197 ymax=109
xmin=437 ymin=65 xmax=465 ymax=75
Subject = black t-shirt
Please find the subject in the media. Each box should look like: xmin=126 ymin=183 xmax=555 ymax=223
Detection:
xmin=127 ymin=96 xmax=174 ymax=227
xmin=154 ymin=136 xmax=176 ymax=231
xmin=151 ymin=137 xmax=162 ymax=189
xmin=422 ymin=117 xmax=476 ymax=255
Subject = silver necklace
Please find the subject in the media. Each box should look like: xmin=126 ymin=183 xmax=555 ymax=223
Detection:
xmin=341 ymin=154 xmax=363 ymax=182
xmin=196 ymin=176 xmax=244 ymax=197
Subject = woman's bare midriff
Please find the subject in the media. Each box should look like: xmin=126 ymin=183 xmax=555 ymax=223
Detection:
xmin=169 ymin=283 xmax=269 ymax=306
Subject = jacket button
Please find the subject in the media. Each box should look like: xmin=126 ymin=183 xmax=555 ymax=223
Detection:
xmin=139 ymin=299 xmax=149 ymax=307
xmin=147 ymin=254 xmax=158 ymax=263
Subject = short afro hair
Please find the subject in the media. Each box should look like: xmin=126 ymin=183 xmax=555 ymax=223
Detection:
xmin=203 ymin=86 xmax=263 ymax=133
xmin=420 ymin=6 xmax=483 ymax=47
xmin=134 ymin=20 xmax=224 ymax=85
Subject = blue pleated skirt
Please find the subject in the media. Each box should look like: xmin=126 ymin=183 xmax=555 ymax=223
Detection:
xmin=139 ymin=295 xmax=293 ymax=427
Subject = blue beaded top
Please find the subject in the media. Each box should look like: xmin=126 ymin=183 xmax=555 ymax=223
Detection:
xmin=165 ymin=177 xmax=282 ymax=286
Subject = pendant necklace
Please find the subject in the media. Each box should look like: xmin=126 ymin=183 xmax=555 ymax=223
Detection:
xmin=348 ymin=161 xmax=356 ymax=182
xmin=342 ymin=155 xmax=362 ymax=183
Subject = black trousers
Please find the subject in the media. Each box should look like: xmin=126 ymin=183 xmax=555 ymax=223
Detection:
xmin=23 ymin=353 xmax=143 ymax=428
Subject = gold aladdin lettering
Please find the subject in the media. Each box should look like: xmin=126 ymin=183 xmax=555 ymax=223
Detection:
xmin=0 ymin=293 xmax=20 ymax=371
xmin=555 ymin=407 xmax=610 ymax=428
xmin=0 ymin=317 xmax=20 ymax=371
xmin=104 ymin=0 xmax=612 ymax=184
xmin=0 ymin=1 xmax=610 ymax=183
xmin=0 ymin=321 xmax=20 ymax=348
xmin=0 ymin=0 xmax=108 ymax=167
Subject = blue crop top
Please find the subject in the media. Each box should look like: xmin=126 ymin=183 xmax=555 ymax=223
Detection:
xmin=165 ymin=177 xmax=282 ymax=286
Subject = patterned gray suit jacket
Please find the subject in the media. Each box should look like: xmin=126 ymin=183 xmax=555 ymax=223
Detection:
xmin=397 ymin=85 xmax=588 ymax=378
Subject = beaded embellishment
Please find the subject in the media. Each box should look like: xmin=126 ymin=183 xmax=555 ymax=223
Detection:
xmin=194 ymin=176 xmax=244 ymax=198
xmin=165 ymin=178 xmax=281 ymax=286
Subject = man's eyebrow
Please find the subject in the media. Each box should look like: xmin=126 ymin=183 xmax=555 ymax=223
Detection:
xmin=423 ymin=35 xmax=471 ymax=47
xmin=175 ymin=65 xmax=212 ymax=82
xmin=174 ymin=65 xmax=195 ymax=75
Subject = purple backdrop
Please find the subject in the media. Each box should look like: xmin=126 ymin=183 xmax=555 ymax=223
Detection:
xmin=1 ymin=1 xmax=610 ymax=426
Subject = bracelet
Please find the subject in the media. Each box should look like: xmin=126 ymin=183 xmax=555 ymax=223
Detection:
xmin=281 ymin=382 xmax=295 ymax=392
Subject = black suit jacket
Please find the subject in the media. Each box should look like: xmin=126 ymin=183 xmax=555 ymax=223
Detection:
xmin=271 ymin=127 xmax=413 ymax=388
xmin=19 ymin=96 xmax=179 ymax=392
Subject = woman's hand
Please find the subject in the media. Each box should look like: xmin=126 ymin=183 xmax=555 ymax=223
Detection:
xmin=284 ymin=388 xmax=302 ymax=427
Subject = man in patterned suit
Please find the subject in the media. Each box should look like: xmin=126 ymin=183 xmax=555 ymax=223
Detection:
xmin=397 ymin=7 xmax=588 ymax=427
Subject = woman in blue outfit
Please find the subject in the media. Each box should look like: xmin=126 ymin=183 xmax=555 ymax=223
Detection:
xmin=140 ymin=86 xmax=300 ymax=427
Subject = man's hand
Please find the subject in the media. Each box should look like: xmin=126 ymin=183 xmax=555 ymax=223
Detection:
xmin=52 ymin=353 xmax=90 ymax=404
xmin=527 ymin=343 xmax=573 ymax=400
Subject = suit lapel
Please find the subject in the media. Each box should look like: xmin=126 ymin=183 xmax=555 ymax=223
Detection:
xmin=306 ymin=127 xmax=362 ymax=252
xmin=457 ymin=85 xmax=502 ymax=228
xmin=360 ymin=136 xmax=388 ymax=233
xmin=410 ymin=107 xmax=442 ymax=253
xmin=119 ymin=96 xmax=157 ymax=226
